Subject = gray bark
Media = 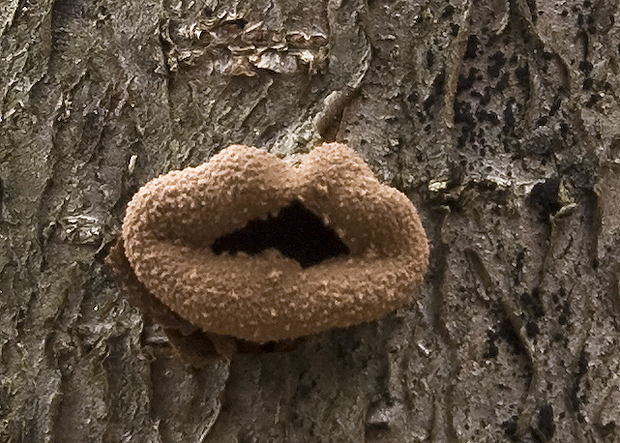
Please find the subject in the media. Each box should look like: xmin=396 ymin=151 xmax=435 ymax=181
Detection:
xmin=1 ymin=0 xmax=619 ymax=442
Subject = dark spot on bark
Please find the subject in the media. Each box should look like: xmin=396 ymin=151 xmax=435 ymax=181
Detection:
xmin=579 ymin=60 xmax=593 ymax=75
xmin=515 ymin=63 xmax=530 ymax=93
xmin=484 ymin=329 xmax=499 ymax=358
xmin=495 ymin=72 xmax=510 ymax=91
xmin=476 ymin=109 xmax=500 ymax=126
xmin=529 ymin=178 xmax=562 ymax=220
xmin=426 ymin=50 xmax=434 ymax=68
xmin=521 ymin=287 xmax=546 ymax=318
xmin=487 ymin=51 xmax=507 ymax=78
xmin=464 ymin=35 xmax=479 ymax=59
xmin=423 ymin=70 xmax=446 ymax=111
xmin=549 ymin=98 xmax=562 ymax=116
xmin=570 ymin=349 xmax=588 ymax=412
xmin=526 ymin=0 xmax=538 ymax=22
xmin=525 ymin=321 xmax=539 ymax=338
xmin=502 ymin=98 xmax=516 ymax=134
xmin=442 ymin=5 xmax=455 ymax=18
xmin=537 ymin=404 xmax=555 ymax=441
xmin=454 ymin=101 xmax=476 ymax=126
xmin=457 ymin=68 xmax=478 ymax=94
xmin=597 ymin=422 xmax=616 ymax=437
xmin=450 ymin=23 xmax=460 ymax=36
xmin=536 ymin=116 xmax=548 ymax=127
xmin=513 ymin=250 xmax=524 ymax=285
xmin=365 ymin=421 xmax=389 ymax=440
xmin=502 ymin=415 xmax=519 ymax=441
xmin=225 ymin=18 xmax=248 ymax=29
xmin=557 ymin=292 xmax=571 ymax=325
xmin=480 ymin=87 xmax=491 ymax=105
xmin=553 ymin=333 xmax=565 ymax=344
xmin=496 ymin=318 xmax=526 ymax=356
xmin=585 ymin=93 xmax=600 ymax=107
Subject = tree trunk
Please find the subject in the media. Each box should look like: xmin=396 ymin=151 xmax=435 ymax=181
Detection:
xmin=1 ymin=0 xmax=619 ymax=441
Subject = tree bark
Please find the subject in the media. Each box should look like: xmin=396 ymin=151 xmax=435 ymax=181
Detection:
xmin=1 ymin=0 xmax=619 ymax=442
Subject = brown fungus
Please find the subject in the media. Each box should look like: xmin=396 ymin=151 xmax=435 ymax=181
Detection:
xmin=109 ymin=143 xmax=428 ymax=348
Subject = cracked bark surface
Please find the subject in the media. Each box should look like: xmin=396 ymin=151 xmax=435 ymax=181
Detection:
xmin=1 ymin=0 xmax=619 ymax=442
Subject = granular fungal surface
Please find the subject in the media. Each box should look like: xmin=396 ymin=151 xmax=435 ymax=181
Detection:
xmin=113 ymin=143 xmax=429 ymax=343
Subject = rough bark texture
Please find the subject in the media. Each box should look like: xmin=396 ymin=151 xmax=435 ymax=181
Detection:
xmin=1 ymin=0 xmax=619 ymax=442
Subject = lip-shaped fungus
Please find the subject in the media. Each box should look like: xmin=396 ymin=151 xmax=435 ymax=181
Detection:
xmin=113 ymin=143 xmax=428 ymax=344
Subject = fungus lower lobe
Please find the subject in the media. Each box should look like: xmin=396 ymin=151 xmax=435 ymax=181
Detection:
xmin=210 ymin=200 xmax=350 ymax=268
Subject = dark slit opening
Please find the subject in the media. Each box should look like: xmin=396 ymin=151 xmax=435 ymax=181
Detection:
xmin=211 ymin=200 xmax=350 ymax=268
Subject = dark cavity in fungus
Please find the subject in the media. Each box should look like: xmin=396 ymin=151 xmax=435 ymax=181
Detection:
xmin=211 ymin=200 xmax=350 ymax=268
